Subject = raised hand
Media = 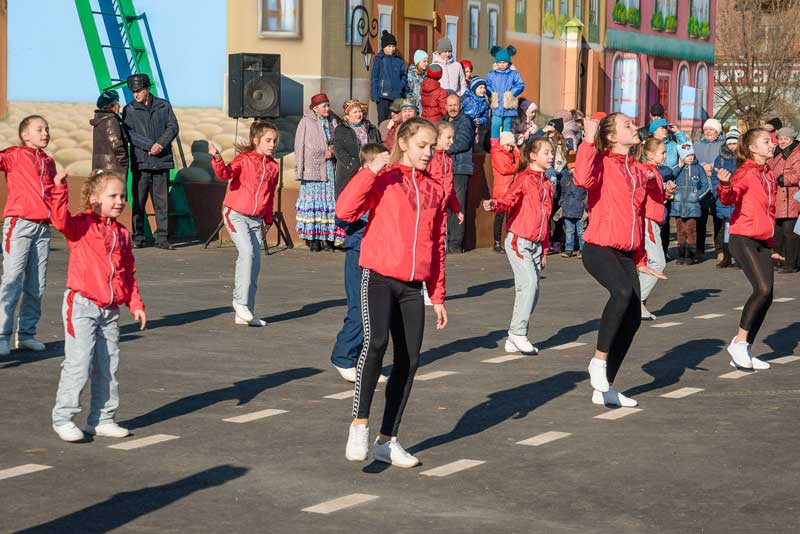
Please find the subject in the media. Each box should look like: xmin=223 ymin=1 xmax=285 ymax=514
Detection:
xmin=368 ymin=152 xmax=391 ymax=174
xmin=716 ymin=168 xmax=732 ymax=184
xmin=584 ymin=118 xmax=600 ymax=141
xmin=208 ymin=142 xmax=220 ymax=157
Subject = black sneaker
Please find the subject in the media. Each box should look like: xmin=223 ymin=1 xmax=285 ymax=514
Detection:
xmin=493 ymin=241 xmax=504 ymax=254
xmin=155 ymin=241 xmax=175 ymax=250
xmin=132 ymin=239 xmax=145 ymax=249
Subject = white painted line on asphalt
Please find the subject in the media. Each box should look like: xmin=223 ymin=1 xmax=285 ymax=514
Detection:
xmin=694 ymin=313 xmax=725 ymax=320
xmin=718 ymin=370 xmax=753 ymax=379
xmin=516 ymin=431 xmax=572 ymax=447
xmin=223 ymin=409 xmax=287 ymax=423
xmin=660 ymin=387 xmax=704 ymax=399
xmin=420 ymin=459 xmax=485 ymax=477
xmin=594 ymin=408 xmax=642 ymax=420
xmin=415 ymin=371 xmax=457 ymax=381
xmin=768 ymin=355 xmax=800 ymax=364
xmin=774 ymin=297 xmax=796 ymax=303
xmin=324 ymin=390 xmax=355 ymax=400
xmin=0 ymin=464 xmax=52 ymax=481
xmin=549 ymin=342 xmax=587 ymax=351
xmin=650 ymin=322 xmax=683 ymax=328
xmin=108 ymin=434 xmax=179 ymax=450
xmin=302 ymin=493 xmax=379 ymax=514
xmin=482 ymin=354 xmax=527 ymax=364
xmin=733 ymin=306 xmax=744 ymax=310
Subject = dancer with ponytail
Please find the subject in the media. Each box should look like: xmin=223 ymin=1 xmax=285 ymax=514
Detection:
xmin=717 ymin=128 xmax=777 ymax=370
xmin=574 ymin=113 xmax=667 ymax=407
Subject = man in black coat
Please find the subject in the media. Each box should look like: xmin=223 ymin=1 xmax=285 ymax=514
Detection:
xmin=90 ymin=89 xmax=129 ymax=176
xmin=441 ymin=93 xmax=475 ymax=253
xmin=122 ymin=73 xmax=179 ymax=249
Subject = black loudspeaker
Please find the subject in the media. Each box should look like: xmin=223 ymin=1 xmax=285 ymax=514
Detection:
xmin=228 ymin=53 xmax=281 ymax=119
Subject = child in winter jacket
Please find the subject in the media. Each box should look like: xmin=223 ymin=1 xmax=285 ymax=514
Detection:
xmin=559 ymin=169 xmax=587 ymax=257
xmin=0 ymin=115 xmax=57 ymax=357
xmin=712 ymin=128 xmax=740 ymax=267
xmin=490 ymin=131 xmax=520 ymax=252
xmin=462 ymin=77 xmax=490 ymax=128
xmin=486 ymin=46 xmax=525 ymax=139
xmin=210 ymin=121 xmax=280 ymax=326
xmin=421 ymin=64 xmax=448 ymax=124
xmin=406 ymin=50 xmax=428 ymax=114
xmin=50 ymin=171 xmax=146 ymax=442
xmin=670 ymin=141 xmax=711 ymax=264
xmin=428 ymin=122 xmax=464 ymax=221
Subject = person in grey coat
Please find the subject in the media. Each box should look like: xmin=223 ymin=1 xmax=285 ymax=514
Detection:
xmin=441 ymin=93 xmax=475 ymax=252
xmin=122 ymin=73 xmax=179 ymax=249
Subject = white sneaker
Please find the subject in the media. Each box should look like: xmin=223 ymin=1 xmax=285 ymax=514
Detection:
xmin=378 ymin=374 xmax=389 ymax=383
xmin=588 ymin=358 xmax=610 ymax=392
xmin=17 ymin=337 xmax=46 ymax=351
xmin=335 ymin=365 xmax=357 ymax=383
xmin=232 ymin=302 xmax=254 ymax=323
xmin=234 ymin=315 xmax=267 ymax=327
xmin=592 ymin=386 xmax=638 ymax=407
xmin=504 ymin=334 xmax=539 ymax=354
xmin=727 ymin=338 xmax=753 ymax=369
xmin=373 ymin=437 xmax=419 ymax=468
xmin=85 ymin=422 xmax=130 ymax=438
xmin=0 ymin=338 xmax=9 ymax=356
xmin=730 ymin=357 xmax=771 ymax=370
xmin=345 ymin=423 xmax=369 ymax=461
xmin=641 ymin=307 xmax=657 ymax=321
xmin=53 ymin=422 xmax=84 ymax=442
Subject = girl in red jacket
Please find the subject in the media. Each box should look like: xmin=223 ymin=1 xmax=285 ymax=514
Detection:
xmin=337 ymin=118 xmax=448 ymax=468
xmin=428 ymin=122 xmax=464 ymax=221
xmin=0 ymin=115 xmax=57 ymax=357
xmin=50 ymin=171 xmax=147 ymax=443
xmin=717 ymin=128 xmax=777 ymax=370
xmin=482 ymin=137 xmax=554 ymax=355
xmin=209 ymin=122 xmax=280 ymax=327
xmin=574 ymin=113 xmax=666 ymax=408
xmin=490 ymin=131 xmax=520 ymax=253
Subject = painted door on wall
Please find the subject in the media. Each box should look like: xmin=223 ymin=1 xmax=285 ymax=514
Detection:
xmin=409 ymin=24 xmax=428 ymax=59
xmin=657 ymin=74 xmax=671 ymax=120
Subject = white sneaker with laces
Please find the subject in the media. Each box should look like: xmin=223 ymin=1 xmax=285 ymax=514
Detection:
xmin=750 ymin=356 xmax=771 ymax=370
xmin=345 ymin=423 xmax=369 ymax=461
xmin=592 ymin=386 xmax=638 ymax=407
xmin=727 ymin=338 xmax=753 ymax=369
xmin=85 ymin=422 xmax=130 ymax=438
xmin=232 ymin=302 xmax=254 ymax=323
xmin=16 ymin=337 xmax=46 ymax=351
xmin=53 ymin=422 xmax=84 ymax=442
xmin=373 ymin=437 xmax=419 ymax=468
xmin=640 ymin=307 xmax=657 ymax=321
xmin=335 ymin=365 xmax=357 ymax=383
xmin=588 ymin=358 xmax=610 ymax=392
xmin=0 ymin=338 xmax=9 ymax=356
xmin=234 ymin=316 xmax=267 ymax=327
xmin=504 ymin=334 xmax=539 ymax=354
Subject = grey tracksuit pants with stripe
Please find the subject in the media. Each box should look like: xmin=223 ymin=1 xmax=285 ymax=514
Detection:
xmin=224 ymin=208 xmax=263 ymax=311
xmin=0 ymin=217 xmax=51 ymax=342
xmin=505 ymin=232 xmax=543 ymax=336
xmin=52 ymin=291 xmax=121 ymax=428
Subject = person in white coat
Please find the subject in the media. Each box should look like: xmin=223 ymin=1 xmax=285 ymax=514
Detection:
xmin=431 ymin=38 xmax=466 ymax=96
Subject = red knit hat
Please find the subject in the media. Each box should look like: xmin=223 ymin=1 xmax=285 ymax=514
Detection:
xmin=309 ymin=93 xmax=330 ymax=110
xmin=590 ymin=112 xmax=607 ymax=121
xmin=426 ymin=64 xmax=443 ymax=80
xmin=459 ymin=59 xmax=473 ymax=72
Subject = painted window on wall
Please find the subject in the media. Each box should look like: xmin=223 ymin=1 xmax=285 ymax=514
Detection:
xmin=689 ymin=0 xmax=710 ymax=37
xmin=515 ymin=0 xmax=526 ymax=32
xmin=446 ymin=19 xmax=459 ymax=58
xmin=612 ymin=54 xmax=640 ymax=119
xmin=589 ymin=0 xmax=600 ymax=41
xmin=677 ymin=64 xmax=692 ymax=120
xmin=575 ymin=0 xmax=583 ymax=20
xmin=345 ymin=0 xmax=364 ymax=45
xmin=695 ymin=63 xmax=708 ymax=120
xmin=379 ymin=9 xmax=392 ymax=38
xmin=657 ymin=0 xmax=677 ymax=17
xmin=260 ymin=0 xmax=298 ymax=36
xmin=544 ymin=0 xmax=556 ymax=38
xmin=469 ymin=5 xmax=480 ymax=49
xmin=488 ymin=8 xmax=498 ymax=50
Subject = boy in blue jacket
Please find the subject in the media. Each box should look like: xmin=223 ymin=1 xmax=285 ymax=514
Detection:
xmin=370 ymin=31 xmax=407 ymax=123
xmin=559 ymin=169 xmax=586 ymax=257
xmin=670 ymin=141 xmax=711 ymax=265
xmin=711 ymin=128 xmax=740 ymax=268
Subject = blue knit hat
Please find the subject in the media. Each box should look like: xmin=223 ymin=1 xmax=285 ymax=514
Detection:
xmin=491 ymin=45 xmax=517 ymax=64
xmin=648 ymin=118 xmax=668 ymax=135
xmin=677 ymin=140 xmax=695 ymax=160
xmin=470 ymin=76 xmax=487 ymax=92
xmin=413 ymin=50 xmax=428 ymax=66
xmin=96 ymin=89 xmax=119 ymax=109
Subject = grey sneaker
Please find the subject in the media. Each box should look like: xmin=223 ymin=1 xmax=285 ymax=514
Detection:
xmin=16 ymin=337 xmax=46 ymax=351
xmin=373 ymin=437 xmax=419 ymax=468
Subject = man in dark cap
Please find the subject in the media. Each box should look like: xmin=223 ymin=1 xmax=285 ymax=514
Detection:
xmin=90 ymin=89 xmax=129 ymax=176
xmin=370 ymin=30 xmax=406 ymax=123
xmin=122 ymin=73 xmax=179 ymax=249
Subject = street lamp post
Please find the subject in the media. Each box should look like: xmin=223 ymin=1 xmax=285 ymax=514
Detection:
xmin=349 ymin=5 xmax=378 ymax=99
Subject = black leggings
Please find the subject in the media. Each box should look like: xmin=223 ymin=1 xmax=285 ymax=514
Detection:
xmin=728 ymin=235 xmax=774 ymax=344
xmin=774 ymin=218 xmax=799 ymax=269
xmin=353 ymin=270 xmax=424 ymax=436
xmin=582 ymin=243 xmax=642 ymax=383
xmin=493 ymin=212 xmax=505 ymax=242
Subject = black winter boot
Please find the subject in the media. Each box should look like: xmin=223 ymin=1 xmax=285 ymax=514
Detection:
xmin=675 ymin=244 xmax=687 ymax=265
xmin=494 ymin=240 xmax=504 ymax=253
xmin=686 ymin=246 xmax=699 ymax=265
xmin=717 ymin=243 xmax=733 ymax=268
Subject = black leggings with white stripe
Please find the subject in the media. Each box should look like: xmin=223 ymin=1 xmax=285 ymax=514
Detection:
xmin=353 ymin=270 xmax=424 ymax=437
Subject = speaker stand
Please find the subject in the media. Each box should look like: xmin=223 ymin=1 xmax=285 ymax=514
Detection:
xmin=203 ymin=220 xmax=226 ymax=248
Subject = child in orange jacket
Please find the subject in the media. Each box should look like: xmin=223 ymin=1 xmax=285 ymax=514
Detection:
xmin=490 ymin=131 xmax=519 ymax=252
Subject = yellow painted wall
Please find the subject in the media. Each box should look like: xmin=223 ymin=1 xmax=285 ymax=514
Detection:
xmin=405 ymin=0 xmax=434 ymax=20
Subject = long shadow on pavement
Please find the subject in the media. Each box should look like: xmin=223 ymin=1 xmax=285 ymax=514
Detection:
xmin=762 ymin=321 xmax=800 ymax=360
xmin=120 ymin=306 xmax=231 ymax=334
xmin=651 ymin=288 xmax=722 ymax=318
xmin=16 ymin=465 xmax=248 ymax=534
xmin=409 ymin=370 xmax=588 ymax=454
xmin=0 ymin=341 xmax=64 ymax=369
xmin=623 ymin=337 xmax=724 ymax=397
xmin=537 ymin=318 xmax=600 ymax=350
xmin=419 ymin=329 xmax=507 ymax=367
xmin=120 ymin=367 xmax=322 ymax=430
xmin=447 ymin=279 xmax=514 ymax=301
xmin=266 ymin=298 xmax=346 ymax=324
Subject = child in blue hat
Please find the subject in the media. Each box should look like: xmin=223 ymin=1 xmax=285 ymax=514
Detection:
xmin=486 ymin=46 xmax=525 ymax=139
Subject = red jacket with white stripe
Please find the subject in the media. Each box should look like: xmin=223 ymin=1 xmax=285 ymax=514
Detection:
xmin=492 ymin=168 xmax=553 ymax=253
xmin=50 ymin=184 xmax=144 ymax=313
xmin=428 ymin=149 xmax=461 ymax=214
xmin=642 ymin=162 xmax=667 ymax=224
xmin=574 ymin=142 xmax=648 ymax=266
xmin=718 ymin=159 xmax=776 ymax=245
xmin=211 ymin=151 xmax=279 ymax=222
xmin=335 ymin=164 xmax=448 ymax=304
xmin=0 ymin=145 xmax=56 ymax=220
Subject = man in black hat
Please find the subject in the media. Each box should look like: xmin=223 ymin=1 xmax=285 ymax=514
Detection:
xmin=90 ymin=89 xmax=129 ymax=176
xmin=122 ymin=73 xmax=179 ymax=249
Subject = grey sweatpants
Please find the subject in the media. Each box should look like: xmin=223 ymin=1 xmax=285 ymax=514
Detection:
xmin=639 ymin=219 xmax=666 ymax=302
xmin=505 ymin=232 xmax=543 ymax=336
xmin=223 ymin=207 xmax=263 ymax=310
xmin=0 ymin=217 xmax=51 ymax=342
xmin=52 ymin=291 xmax=121 ymax=427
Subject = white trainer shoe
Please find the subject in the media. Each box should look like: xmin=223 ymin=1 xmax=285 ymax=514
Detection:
xmin=504 ymin=334 xmax=539 ymax=354
xmin=0 ymin=338 xmax=9 ymax=356
xmin=234 ymin=315 xmax=267 ymax=327
xmin=588 ymin=358 xmax=610 ymax=392
xmin=335 ymin=365 xmax=357 ymax=383
xmin=378 ymin=374 xmax=389 ymax=383
xmin=373 ymin=437 xmax=419 ymax=468
xmin=592 ymin=386 xmax=638 ymax=407
xmin=640 ymin=307 xmax=657 ymax=321
xmin=730 ymin=357 xmax=771 ymax=370
xmin=16 ymin=337 xmax=46 ymax=351
xmin=53 ymin=422 xmax=84 ymax=442
xmin=727 ymin=338 xmax=753 ymax=369
xmin=85 ymin=422 xmax=130 ymax=438
xmin=345 ymin=423 xmax=369 ymax=462
xmin=232 ymin=302 xmax=254 ymax=323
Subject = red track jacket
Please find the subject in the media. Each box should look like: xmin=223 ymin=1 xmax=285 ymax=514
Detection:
xmin=492 ymin=168 xmax=554 ymax=253
xmin=642 ymin=162 xmax=667 ymax=225
xmin=718 ymin=159 xmax=776 ymax=245
xmin=211 ymin=151 xmax=279 ymax=222
xmin=428 ymin=149 xmax=461 ymax=214
xmin=0 ymin=145 xmax=55 ymax=220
